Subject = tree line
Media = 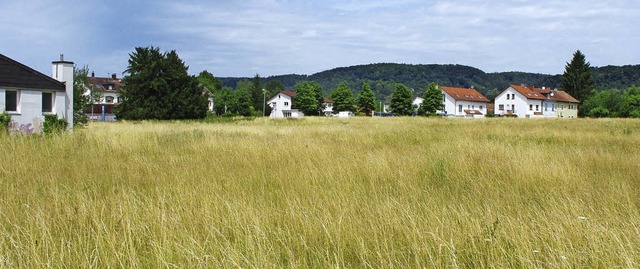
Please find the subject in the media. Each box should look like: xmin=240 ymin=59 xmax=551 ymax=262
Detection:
xmin=96 ymin=46 xmax=639 ymax=120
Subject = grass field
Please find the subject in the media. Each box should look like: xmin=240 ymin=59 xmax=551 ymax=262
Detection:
xmin=1 ymin=117 xmax=639 ymax=267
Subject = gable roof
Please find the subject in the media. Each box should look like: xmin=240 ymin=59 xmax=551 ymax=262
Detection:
xmin=0 ymin=54 xmax=65 ymax=91
xmin=89 ymin=74 xmax=123 ymax=92
xmin=267 ymin=90 xmax=296 ymax=103
xmin=508 ymin=85 xmax=579 ymax=103
xmin=509 ymin=85 xmax=547 ymax=100
xmin=441 ymin=86 xmax=490 ymax=102
xmin=323 ymin=97 xmax=333 ymax=103
xmin=549 ymin=90 xmax=579 ymax=103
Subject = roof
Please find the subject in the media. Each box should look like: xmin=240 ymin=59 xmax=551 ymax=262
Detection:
xmin=441 ymin=86 xmax=490 ymax=102
xmin=267 ymin=90 xmax=296 ymax=102
xmin=509 ymin=85 xmax=547 ymax=100
xmin=508 ymin=85 xmax=579 ymax=103
xmin=323 ymin=97 xmax=333 ymax=103
xmin=549 ymin=90 xmax=579 ymax=103
xmin=89 ymin=75 xmax=123 ymax=92
xmin=0 ymin=54 xmax=65 ymax=91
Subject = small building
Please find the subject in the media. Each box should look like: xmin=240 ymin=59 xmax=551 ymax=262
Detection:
xmin=0 ymin=54 xmax=74 ymax=134
xmin=494 ymin=85 xmax=579 ymax=118
xmin=86 ymin=72 xmax=123 ymax=120
xmin=267 ymin=90 xmax=303 ymax=118
xmin=322 ymin=97 xmax=334 ymax=116
xmin=440 ymin=86 xmax=490 ymax=117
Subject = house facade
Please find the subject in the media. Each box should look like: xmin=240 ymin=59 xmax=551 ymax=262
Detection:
xmin=494 ymin=85 xmax=579 ymax=118
xmin=1 ymin=54 xmax=74 ymax=134
xmin=267 ymin=90 xmax=303 ymax=118
xmin=85 ymin=73 xmax=122 ymax=120
xmin=440 ymin=86 xmax=490 ymax=117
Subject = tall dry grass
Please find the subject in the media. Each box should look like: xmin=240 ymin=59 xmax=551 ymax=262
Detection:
xmin=1 ymin=117 xmax=639 ymax=267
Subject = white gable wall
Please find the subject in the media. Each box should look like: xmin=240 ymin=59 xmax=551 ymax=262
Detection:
xmin=442 ymin=91 xmax=487 ymax=117
xmin=267 ymin=93 xmax=293 ymax=118
xmin=1 ymin=88 xmax=66 ymax=134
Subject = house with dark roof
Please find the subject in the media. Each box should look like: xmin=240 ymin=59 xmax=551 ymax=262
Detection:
xmin=0 ymin=54 xmax=74 ymax=133
xmin=494 ymin=85 xmax=579 ymax=118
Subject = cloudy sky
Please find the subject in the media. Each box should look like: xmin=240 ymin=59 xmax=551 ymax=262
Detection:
xmin=1 ymin=0 xmax=638 ymax=78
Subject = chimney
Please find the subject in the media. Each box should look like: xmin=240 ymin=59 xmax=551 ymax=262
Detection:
xmin=52 ymin=55 xmax=75 ymax=131
xmin=542 ymin=86 xmax=546 ymax=90
xmin=91 ymin=71 xmax=95 ymax=78
xmin=112 ymin=73 xmax=117 ymax=80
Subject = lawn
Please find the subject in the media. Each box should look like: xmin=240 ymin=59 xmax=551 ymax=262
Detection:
xmin=1 ymin=117 xmax=639 ymax=267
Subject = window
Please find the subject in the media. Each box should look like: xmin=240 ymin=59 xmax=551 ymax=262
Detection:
xmin=105 ymin=96 xmax=114 ymax=103
xmin=529 ymin=104 xmax=533 ymax=111
xmin=552 ymin=104 xmax=555 ymax=111
xmin=535 ymin=105 xmax=539 ymax=111
xmin=479 ymin=105 xmax=483 ymax=110
xmin=5 ymin=90 xmax=18 ymax=112
xmin=498 ymin=104 xmax=504 ymax=111
xmin=561 ymin=104 xmax=565 ymax=111
xmin=458 ymin=105 xmax=462 ymax=113
xmin=42 ymin=92 xmax=53 ymax=113
xmin=284 ymin=102 xmax=289 ymax=107
xmin=117 ymin=97 xmax=122 ymax=103
xmin=472 ymin=105 xmax=475 ymax=110
xmin=545 ymin=103 xmax=548 ymax=111
xmin=506 ymin=94 xmax=510 ymax=100
xmin=569 ymin=104 xmax=574 ymax=109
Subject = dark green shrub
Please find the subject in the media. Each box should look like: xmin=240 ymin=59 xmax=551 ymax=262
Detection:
xmin=0 ymin=113 xmax=11 ymax=134
xmin=43 ymin=114 xmax=68 ymax=134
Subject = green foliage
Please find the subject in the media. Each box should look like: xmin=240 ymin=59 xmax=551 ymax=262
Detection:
xmin=330 ymin=81 xmax=356 ymax=113
xmin=390 ymin=84 xmax=413 ymax=116
xmin=197 ymin=70 xmax=222 ymax=93
xmin=251 ymin=74 xmax=264 ymax=116
xmin=418 ymin=83 xmax=444 ymax=116
xmin=43 ymin=114 xmax=68 ymax=134
xmin=561 ymin=50 xmax=595 ymax=115
xmin=73 ymin=65 xmax=90 ymax=126
xmin=293 ymin=81 xmax=324 ymax=116
xmin=620 ymin=86 xmax=640 ymax=118
xmin=587 ymin=107 xmax=610 ymax=118
xmin=211 ymin=87 xmax=235 ymax=116
xmin=357 ymin=82 xmax=376 ymax=115
xmin=0 ymin=113 xmax=11 ymax=134
xmin=116 ymin=46 xmax=208 ymax=120
xmin=234 ymin=80 xmax=255 ymax=116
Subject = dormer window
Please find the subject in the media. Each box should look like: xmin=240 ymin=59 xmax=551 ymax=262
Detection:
xmin=108 ymin=85 xmax=113 ymax=91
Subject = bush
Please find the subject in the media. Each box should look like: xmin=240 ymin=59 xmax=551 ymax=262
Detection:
xmin=0 ymin=113 xmax=11 ymax=134
xmin=43 ymin=114 xmax=68 ymax=134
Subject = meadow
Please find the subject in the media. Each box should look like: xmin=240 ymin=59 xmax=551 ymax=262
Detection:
xmin=1 ymin=117 xmax=639 ymax=268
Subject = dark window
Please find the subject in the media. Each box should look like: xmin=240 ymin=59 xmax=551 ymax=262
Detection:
xmin=5 ymin=90 xmax=18 ymax=112
xmin=42 ymin=92 xmax=53 ymax=113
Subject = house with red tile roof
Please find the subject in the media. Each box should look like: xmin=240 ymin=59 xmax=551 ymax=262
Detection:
xmin=85 ymin=72 xmax=123 ymax=119
xmin=494 ymin=85 xmax=579 ymax=118
xmin=440 ymin=86 xmax=490 ymax=117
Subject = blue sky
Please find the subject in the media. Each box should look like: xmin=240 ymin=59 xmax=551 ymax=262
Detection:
xmin=1 ymin=0 xmax=638 ymax=78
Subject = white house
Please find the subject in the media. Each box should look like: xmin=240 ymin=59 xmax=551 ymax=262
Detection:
xmin=440 ymin=86 xmax=490 ymax=117
xmin=322 ymin=97 xmax=334 ymax=116
xmin=412 ymin=96 xmax=423 ymax=113
xmin=1 ymin=54 xmax=74 ymax=134
xmin=267 ymin=90 xmax=303 ymax=118
xmin=494 ymin=85 xmax=579 ymax=118
xmin=85 ymin=72 xmax=122 ymax=120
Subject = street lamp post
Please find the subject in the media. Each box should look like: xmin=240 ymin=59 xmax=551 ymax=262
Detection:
xmin=262 ymin=89 xmax=266 ymax=117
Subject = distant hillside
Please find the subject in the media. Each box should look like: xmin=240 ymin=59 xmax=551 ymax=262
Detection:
xmin=220 ymin=63 xmax=640 ymax=100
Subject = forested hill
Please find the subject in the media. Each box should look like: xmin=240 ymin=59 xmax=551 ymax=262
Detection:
xmin=219 ymin=63 xmax=640 ymax=99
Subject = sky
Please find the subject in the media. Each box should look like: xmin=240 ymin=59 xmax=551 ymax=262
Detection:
xmin=1 ymin=0 xmax=638 ymax=79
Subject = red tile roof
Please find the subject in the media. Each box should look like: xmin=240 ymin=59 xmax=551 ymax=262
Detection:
xmin=509 ymin=85 xmax=546 ymax=100
xmin=89 ymin=75 xmax=123 ymax=92
xmin=441 ymin=86 xmax=490 ymax=102
xmin=323 ymin=97 xmax=333 ymax=103
xmin=549 ymin=90 xmax=579 ymax=103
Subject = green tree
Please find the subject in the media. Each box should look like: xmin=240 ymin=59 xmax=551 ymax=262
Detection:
xmin=73 ymin=65 xmax=90 ymax=126
xmin=582 ymin=89 xmax=623 ymax=118
xmin=197 ymin=70 xmax=222 ymax=93
xmin=234 ymin=80 xmax=255 ymax=116
xmin=331 ymin=81 xmax=356 ymax=113
xmin=390 ymin=83 xmax=413 ymax=116
xmin=357 ymin=82 xmax=376 ymax=115
xmin=213 ymin=87 xmax=235 ymax=116
xmin=561 ymin=50 xmax=595 ymax=116
xmin=293 ymin=81 xmax=323 ymax=115
xmin=620 ymin=86 xmax=640 ymax=118
xmin=251 ymin=74 xmax=264 ymax=116
xmin=117 ymin=46 xmax=208 ymax=120
xmin=418 ymin=83 xmax=444 ymax=116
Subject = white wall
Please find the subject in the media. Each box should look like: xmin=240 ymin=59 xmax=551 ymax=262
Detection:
xmin=494 ymin=87 xmax=529 ymax=117
xmin=1 ymin=88 xmax=66 ymax=134
xmin=268 ymin=93 xmax=293 ymax=118
xmin=442 ymin=91 xmax=487 ymax=117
